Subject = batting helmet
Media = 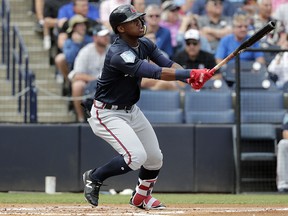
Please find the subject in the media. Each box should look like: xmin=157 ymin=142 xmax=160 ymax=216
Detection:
xmin=109 ymin=4 xmax=145 ymax=34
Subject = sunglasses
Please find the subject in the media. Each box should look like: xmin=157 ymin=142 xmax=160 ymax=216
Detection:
xmin=186 ymin=40 xmax=199 ymax=46
xmin=148 ymin=14 xmax=160 ymax=18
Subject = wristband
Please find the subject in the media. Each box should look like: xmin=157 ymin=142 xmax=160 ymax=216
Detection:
xmin=175 ymin=69 xmax=191 ymax=81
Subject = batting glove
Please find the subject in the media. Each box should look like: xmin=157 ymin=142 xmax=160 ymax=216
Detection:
xmin=187 ymin=68 xmax=212 ymax=90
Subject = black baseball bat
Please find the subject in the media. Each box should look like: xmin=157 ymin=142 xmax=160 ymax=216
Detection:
xmin=210 ymin=21 xmax=276 ymax=75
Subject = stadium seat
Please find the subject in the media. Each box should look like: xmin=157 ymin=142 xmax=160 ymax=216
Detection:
xmin=184 ymin=91 xmax=234 ymax=124
xmin=137 ymin=90 xmax=183 ymax=123
xmin=240 ymin=90 xmax=286 ymax=124
xmin=222 ymin=61 xmax=276 ymax=90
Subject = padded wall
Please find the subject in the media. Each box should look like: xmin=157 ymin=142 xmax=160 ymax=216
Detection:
xmin=0 ymin=124 xmax=236 ymax=193
xmin=0 ymin=125 xmax=80 ymax=192
xmin=194 ymin=125 xmax=235 ymax=193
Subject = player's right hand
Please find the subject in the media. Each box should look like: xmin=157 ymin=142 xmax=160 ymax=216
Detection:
xmin=187 ymin=68 xmax=212 ymax=90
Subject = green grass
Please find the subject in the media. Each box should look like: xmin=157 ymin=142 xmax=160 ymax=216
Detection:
xmin=0 ymin=193 xmax=288 ymax=205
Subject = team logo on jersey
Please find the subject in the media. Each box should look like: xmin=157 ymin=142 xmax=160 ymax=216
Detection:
xmin=120 ymin=51 xmax=136 ymax=63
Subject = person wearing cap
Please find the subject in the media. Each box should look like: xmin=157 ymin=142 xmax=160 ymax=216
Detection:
xmin=177 ymin=13 xmax=212 ymax=53
xmin=159 ymin=0 xmax=182 ymax=56
xmin=82 ymin=4 xmax=212 ymax=210
xmin=173 ymin=29 xmax=217 ymax=77
xmin=68 ymin=24 xmax=110 ymax=122
xmin=215 ymin=13 xmax=265 ymax=65
xmin=54 ymin=14 xmax=93 ymax=95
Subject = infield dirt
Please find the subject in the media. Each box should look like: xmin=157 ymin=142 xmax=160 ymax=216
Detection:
xmin=1 ymin=204 xmax=288 ymax=216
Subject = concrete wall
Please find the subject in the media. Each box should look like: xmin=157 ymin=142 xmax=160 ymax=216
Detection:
xmin=0 ymin=124 xmax=235 ymax=193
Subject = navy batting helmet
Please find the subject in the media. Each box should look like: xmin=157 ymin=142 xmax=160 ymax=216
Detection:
xmin=109 ymin=4 xmax=145 ymax=34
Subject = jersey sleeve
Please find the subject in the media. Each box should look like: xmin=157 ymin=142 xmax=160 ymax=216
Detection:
xmin=110 ymin=51 xmax=162 ymax=79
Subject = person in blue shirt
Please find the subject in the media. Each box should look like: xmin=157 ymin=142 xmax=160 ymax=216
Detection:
xmin=57 ymin=0 xmax=100 ymax=28
xmin=215 ymin=13 xmax=265 ymax=65
xmin=144 ymin=4 xmax=174 ymax=58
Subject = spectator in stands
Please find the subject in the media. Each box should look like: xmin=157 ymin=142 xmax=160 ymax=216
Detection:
xmin=191 ymin=0 xmax=237 ymax=17
xmin=144 ymin=4 xmax=173 ymax=58
xmin=34 ymin=0 xmax=44 ymax=33
xmin=176 ymin=0 xmax=195 ymax=16
xmin=140 ymin=32 xmax=182 ymax=90
xmin=235 ymin=0 xmax=258 ymax=20
xmin=173 ymin=29 xmax=218 ymax=78
xmin=56 ymin=0 xmax=99 ymax=50
xmin=57 ymin=0 xmax=100 ymax=29
xmin=55 ymin=0 xmax=99 ymax=84
xmin=159 ymin=1 xmax=182 ymax=56
xmin=271 ymin=0 xmax=288 ymax=13
xmin=177 ymin=14 xmax=212 ymax=53
xmin=276 ymin=113 xmax=288 ymax=193
xmin=131 ymin=0 xmax=146 ymax=13
xmin=197 ymin=0 xmax=232 ymax=53
xmin=215 ymin=14 xmax=265 ymax=65
xmin=267 ymin=39 xmax=288 ymax=89
xmin=68 ymin=24 xmax=110 ymax=122
xmin=249 ymin=0 xmax=286 ymax=49
xmin=55 ymin=14 xmax=93 ymax=94
xmin=272 ymin=2 xmax=288 ymax=34
xmin=99 ymin=0 xmax=131 ymax=31
xmin=42 ymin=0 xmax=70 ymax=50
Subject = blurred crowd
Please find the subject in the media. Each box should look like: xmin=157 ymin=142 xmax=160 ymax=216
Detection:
xmin=31 ymin=0 xmax=288 ymax=122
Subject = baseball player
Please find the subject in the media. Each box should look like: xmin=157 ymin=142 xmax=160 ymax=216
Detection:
xmin=82 ymin=4 xmax=212 ymax=210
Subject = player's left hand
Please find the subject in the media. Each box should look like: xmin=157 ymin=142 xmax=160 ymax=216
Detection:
xmin=187 ymin=68 xmax=212 ymax=90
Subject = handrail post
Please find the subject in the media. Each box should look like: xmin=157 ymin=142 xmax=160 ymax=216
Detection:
xmin=29 ymin=72 xmax=37 ymax=123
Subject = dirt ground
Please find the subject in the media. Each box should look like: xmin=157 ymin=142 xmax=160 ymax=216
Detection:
xmin=0 ymin=204 xmax=288 ymax=216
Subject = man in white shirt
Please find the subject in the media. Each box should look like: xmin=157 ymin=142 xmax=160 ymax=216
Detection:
xmin=68 ymin=24 xmax=110 ymax=122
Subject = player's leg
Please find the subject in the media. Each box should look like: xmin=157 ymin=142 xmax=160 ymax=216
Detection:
xmin=83 ymin=104 xmax=149 ymax=206
xmin=129 ymin=106 xmax=165 ymax=210
xmin=277 ymin=139 xmax=288 ymax=192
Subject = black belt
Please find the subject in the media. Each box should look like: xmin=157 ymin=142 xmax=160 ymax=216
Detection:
xmin=103 ymin=103 xmax=133 ymax=110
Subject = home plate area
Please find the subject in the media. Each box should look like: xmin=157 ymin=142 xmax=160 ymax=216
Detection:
xmin=1 ymin=204 xmax=288 ymax=216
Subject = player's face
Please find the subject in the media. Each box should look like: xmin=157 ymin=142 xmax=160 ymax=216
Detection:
xmin=120 ymin=18 xmax=146 ymax=38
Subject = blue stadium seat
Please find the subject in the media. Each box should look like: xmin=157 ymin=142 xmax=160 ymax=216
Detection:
xmin=184 ymin=91 xmax=234 ymax=124
xmin=137 ymin=90 xmax=183 ymax=123
xmin=241 ymin=90 xmax=286 ymax=123
xmin=222 ymin=61 xmax=276 ymax=90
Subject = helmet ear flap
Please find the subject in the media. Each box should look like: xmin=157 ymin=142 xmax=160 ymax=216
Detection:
xmin=139 ymin=17 xmax=147 ymax=35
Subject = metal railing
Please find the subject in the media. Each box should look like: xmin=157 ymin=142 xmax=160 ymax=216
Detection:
xmin=12 ymin=26 xmax=37 ymax=123
xmin=1 ymin=0 xmax=10 ymax=79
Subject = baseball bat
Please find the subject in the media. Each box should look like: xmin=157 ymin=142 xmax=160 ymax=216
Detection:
xmin=209 ymin=21 xmax=276 ymax=75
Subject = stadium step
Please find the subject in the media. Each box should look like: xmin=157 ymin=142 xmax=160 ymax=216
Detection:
xmin=0 ymin=0 xmax=76 ymax=123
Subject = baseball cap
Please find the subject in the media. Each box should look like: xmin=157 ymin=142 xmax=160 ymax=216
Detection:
xmin=66 ymin=14 xmax=87 ymax=33
xmin=92 ymin=24 xmax=110 ymax=36
xmin=184 ymin=29 xmax=200 ymax=41
xmin=161 ymin=1 xmax=180 ymax=11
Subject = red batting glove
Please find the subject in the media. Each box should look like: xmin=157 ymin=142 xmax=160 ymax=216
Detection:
xmin=187 ymin=68 xmax=212 ymax=90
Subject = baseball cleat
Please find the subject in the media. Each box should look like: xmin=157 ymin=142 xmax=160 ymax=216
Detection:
xmin=129 ymin=192 xmax=166 ymax=210
xmin=83 ymin=169 xmax=102 ymax=206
